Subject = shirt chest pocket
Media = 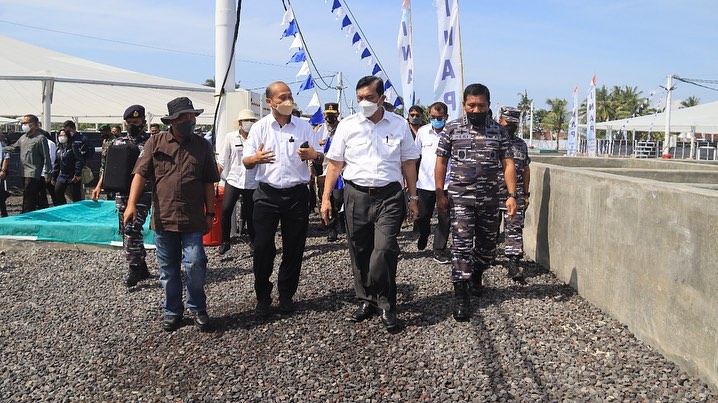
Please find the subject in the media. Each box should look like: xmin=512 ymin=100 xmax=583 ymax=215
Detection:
xmin=421 ymin=141 xmax=435 ymax=149
xmin=153 ymin=151 xmax=175 ymax=177
xmin=345 ymin=137 xmax=369 ymax=158
xmin=452 ymin=139 xmax=472 ymax=160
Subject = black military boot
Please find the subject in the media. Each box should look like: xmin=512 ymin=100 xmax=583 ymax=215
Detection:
xmin=470 ymin=270 xmax=484 ymax=297
xmin=507 ymin=256 xmax=526 ymax=283
xmin=327 ymin=226 xmax=338 ymax=242
xmin=138 ymin=261 xmax=152 ymax=280
xmin=452 ymin=281 xmax=471 ymax=321
xmin=124 ymin=265 xmax=142 ymax=287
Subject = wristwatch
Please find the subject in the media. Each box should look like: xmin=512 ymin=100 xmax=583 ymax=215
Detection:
xmin=507 ymin=192 xmax=518 ymax=199
xmin=408 ymin=195 xmax=419 ymax=202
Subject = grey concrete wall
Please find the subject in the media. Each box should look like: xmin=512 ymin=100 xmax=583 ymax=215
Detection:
xmin=523 ymin=161 xmax=718 ymax=390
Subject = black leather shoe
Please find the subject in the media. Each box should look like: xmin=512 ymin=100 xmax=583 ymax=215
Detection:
xmin=417 ymin=234 xmax=429 ymax=251
xmin=380 ymin=309 xmax=398 ymax=329
xmin=279 ymin=298 xmax=295 ymax=314
xmin=453 ymin=281 xmax=471 ymax=321
xmin=162 ymin=315 xmax=183 ymax=332
xmin=194 ymin=311 xmax=210 ymax=331
xmin=507 ymin=256 xmax=526 ymax=284
xmin=256 ymin=300 xmax=271 ymax=318
xmin=124 ymin=265 xmax=142 ymax=287
xmin=350 ymin=302 xmax=375 ymax=322
xmin=470 ymin=272 xmax=483 ymax=297
xmin=218 ymin=242 xmax=231 ymax=255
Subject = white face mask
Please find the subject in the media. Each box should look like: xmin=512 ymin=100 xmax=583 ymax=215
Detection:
xmin=274 ymin=100 xmax=295 ymax=116
xmin=21 ymin=124 xmax=31 ymax=133
xmin=58 ymin=136 xmax=68 ymax=144
xmin=241 ymin=122 xmax=254 ymax=133
xmin=358 ymin=100 xmax=379 ymax=118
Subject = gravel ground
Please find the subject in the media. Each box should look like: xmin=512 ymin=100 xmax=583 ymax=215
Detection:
xmin=0 ymin=194 xmax=715 ymax=401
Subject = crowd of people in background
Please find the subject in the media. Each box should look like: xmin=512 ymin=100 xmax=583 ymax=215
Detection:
xmin=0 ymin=77 xmax=532 ymax=333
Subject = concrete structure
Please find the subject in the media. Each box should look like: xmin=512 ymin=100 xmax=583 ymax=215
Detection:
xmin=523 ymin=155 xmax=718 ymax=390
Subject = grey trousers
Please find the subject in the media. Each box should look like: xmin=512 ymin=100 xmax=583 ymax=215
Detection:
xmin=344 ymin=181 xmax=406 ymax=311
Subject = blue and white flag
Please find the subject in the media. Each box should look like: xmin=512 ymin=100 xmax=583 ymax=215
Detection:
xmin=434 ymin=0 xmax=464 ymax=120
xmin=567 ymin=86 xmax=578 ymax=157
xmin=397 ymin=0 xmax=415 ymax=113
xmin=287 ymin=49 xmax=306 ymax=63
xmin=586 ymin=75 xmax=597 ymax=157
xmin=299 ymin=74 xmax=314 ymax=92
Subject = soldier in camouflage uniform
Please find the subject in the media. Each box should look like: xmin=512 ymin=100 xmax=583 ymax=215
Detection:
xmin=91 ymin=105 xmax=152 ymax=287
xmin=97 ymin=124 xmax=117 ymax=199
xmin=435 ymin=83 xmax=518 ymax=321
xmin=497 ymin=106 xmax=531 ymax=283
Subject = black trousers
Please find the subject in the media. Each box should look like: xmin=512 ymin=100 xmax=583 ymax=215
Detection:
xmin=416 ymin=188 xmax=450 ymax=251
xmin=22 ymin=177 xmax=49 ymax=213
xmin=344 ymin=181 xmax=405 ymax=311
xmin=252 ymin=183 xmax=309 ymax=303
xmin=54 ymin=179 xmax=83 ymax=205
xmin=221 ymin=184 xmax=255 ymax=243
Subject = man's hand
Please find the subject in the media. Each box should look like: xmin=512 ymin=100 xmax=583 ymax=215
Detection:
xmin=319 ymin=138 xmax=327 ymax=146
xmin=254 ymin=143 xmax=275 ymax=164
xmin=0 ymin=171 xmax=6 ymax=180
xmin=72 ymin=175 xmax=81 ymax=183
xmin=91 ymin=186 xmax=102 ymax=202
xmin=436 ymin=191 xmax=449 ymax=214
xmin=320 ymin=197 xmax=332 ymax=226
xmin=524 ymin=196 xmax=530 ymax=210
xmin=407 ymin=200 xmax=419 ymax=223
xmin=297 ymin=145 xmax=318 ymax=161
xmin=506 ymin=197 xmax=517 ymax=218
xmin=123 ymin=204 xmax=137 ymax=227
xmin=204 ymin=216 xmax=214 ymax=235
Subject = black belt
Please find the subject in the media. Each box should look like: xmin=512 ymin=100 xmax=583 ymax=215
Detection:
xmin=345 ymin=180 xmax=398 ymax=195
xmin=258 ymin=182 xmax=306 ymax=194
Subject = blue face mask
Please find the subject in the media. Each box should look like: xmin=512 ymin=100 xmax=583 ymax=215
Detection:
xmin=430 ymin=118 xmax=445 ymax=130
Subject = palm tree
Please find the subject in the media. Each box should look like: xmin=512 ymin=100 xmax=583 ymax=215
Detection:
xmin=545 ymin=98 xmax=568 ymax=148
xmin=680 ymin=96 xmax=700 ymax=108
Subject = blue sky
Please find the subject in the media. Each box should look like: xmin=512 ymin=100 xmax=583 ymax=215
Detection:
xmin=1 ymin=0 xmax=716 ymax=114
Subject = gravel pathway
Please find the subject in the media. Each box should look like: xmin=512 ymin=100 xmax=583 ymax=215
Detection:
xmin=0 ymin=195 xmax=715 ymax=401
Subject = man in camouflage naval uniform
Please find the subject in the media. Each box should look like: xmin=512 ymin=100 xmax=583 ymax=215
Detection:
xmin=92 ymin=105 xmax=153 ymax=287
xmin=435 ymin=83 xmax=518 ymax=321
xmin=497 ymin=106 xmax=531 ymax=283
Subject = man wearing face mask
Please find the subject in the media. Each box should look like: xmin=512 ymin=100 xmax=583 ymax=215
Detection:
xmin=216 ymin=108 xmax=259 ymax=255
xmin=93 ymin=105 xmax=154 ymax=287
xmin=407 ymin=105 xmax=424 ymax=139
xmin=97 ymin=124 xmax=117 ymax=200
xmin=3 ymin=114 xmax=53 ymax=212
xmin=414 ymin=101 xmax=451 ymax=264
xmin=316 ymin=102 xmax=343 ymax=241
xmin=124 ymin=97 xmax=219 ymax=332
xmin=435 ymin=83 xmax=517 ymax=322
xmin=321 ymin=75 xmax=420 ymax=331
xmin=243 ymin=81 xmax=322 ymax=318
xmin=51 ymin=128 xmax=84 ymax=204
xmin=497 ymin=106 xmax=531 ymax=283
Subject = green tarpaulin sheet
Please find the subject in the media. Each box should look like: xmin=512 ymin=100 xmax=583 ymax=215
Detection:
xmin=0 ymin=200 xmax=155 ymax=247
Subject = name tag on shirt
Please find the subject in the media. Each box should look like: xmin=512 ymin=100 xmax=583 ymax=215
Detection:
xmin=452 ymin=133 xmax=472 ymax=140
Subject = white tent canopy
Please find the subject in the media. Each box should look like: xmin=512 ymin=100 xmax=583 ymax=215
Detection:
xmin=0 ymin=35 xmax=229 ymax=126
xmin=596 ymin=101 xmax=718 ymax=134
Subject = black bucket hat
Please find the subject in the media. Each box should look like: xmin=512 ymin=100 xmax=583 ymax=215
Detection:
xmin=161 ymin=97 xmax=204 ymax=124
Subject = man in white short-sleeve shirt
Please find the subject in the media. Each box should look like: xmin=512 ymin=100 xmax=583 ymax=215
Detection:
xmin=321 ymin=75 xmax=419 ymax=331
xmin=243 ymin=81 xmax=322 ymax=318
xmin=414 ymin=101 xmax=452 ymax=264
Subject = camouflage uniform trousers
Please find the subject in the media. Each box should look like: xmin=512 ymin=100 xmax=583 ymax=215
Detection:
xmin=502 ymin=198 xmax=526 ymax=256
xmin=116 ymin=192 xmax=151 ymax=266
xmin=449 ymin=191 xmax=501 ymax=282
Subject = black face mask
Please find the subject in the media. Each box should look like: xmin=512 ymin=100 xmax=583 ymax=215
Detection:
xmin=505 ymin=124 xmax=518 ymax=137
xmin=126 ymin=124 xmax=142 ymax=137
xmin=326 ymin=115 xmax=338 ymax=124
xmin=175 ymin=121 xmax=194 ymax=137
xmin=466 ymin=111 xmax=488 ymax=126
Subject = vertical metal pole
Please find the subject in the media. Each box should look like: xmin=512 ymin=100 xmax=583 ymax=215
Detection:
xmin=215 ymin=0 xmax=236 ymax=149
xmin=529 ymin=102 xmax=534 ymax=148
xmin=663 ymin=75 xmax=673 ymax=155
xmin=336 ymin=71 xmax=343 ymax=116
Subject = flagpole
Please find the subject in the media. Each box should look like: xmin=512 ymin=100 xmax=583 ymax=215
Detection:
xmin=456 ymin=0 xmax=465 ymax=109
